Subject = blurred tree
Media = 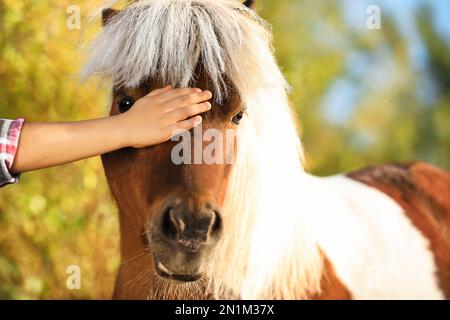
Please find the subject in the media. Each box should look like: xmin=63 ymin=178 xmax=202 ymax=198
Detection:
xmin=259 ymin=0 xmax=348 ymax=174
xmin=260 ymin=0 xmax=449 ymax=175
xmin=416 ymin=5 xmax=450 ymax=168
xmin=0 ymin=0 xmax=119 ymax=299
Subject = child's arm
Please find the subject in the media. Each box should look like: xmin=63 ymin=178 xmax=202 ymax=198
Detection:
xmin=7 ymin=86 xmax=212 ymax=175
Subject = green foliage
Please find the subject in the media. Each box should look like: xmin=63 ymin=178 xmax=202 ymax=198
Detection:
xmin=0 ymin=0 xmax=448 ymax=299
xmin=0 ymin=0 xmax=118 ymax=299
xmin=259 ymin=0 xmax=449 ymax=175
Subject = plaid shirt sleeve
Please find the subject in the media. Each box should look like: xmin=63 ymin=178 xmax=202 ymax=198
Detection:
xmin=0 ymin=118 xmax=24 ymax=188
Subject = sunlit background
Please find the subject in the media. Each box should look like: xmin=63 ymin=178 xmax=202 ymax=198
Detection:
xmin=0 ymin=0 xmax=449 ymax=299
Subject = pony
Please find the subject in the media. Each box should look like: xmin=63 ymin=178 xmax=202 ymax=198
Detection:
xmin=83 ymin=0 xmax=450 ymax=299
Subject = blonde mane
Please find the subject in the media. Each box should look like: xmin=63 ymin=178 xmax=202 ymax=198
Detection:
xmin=84 ymin=0 xmax=324 ymax=299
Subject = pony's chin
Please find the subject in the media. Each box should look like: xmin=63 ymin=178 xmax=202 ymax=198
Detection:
xmin=154 ymin=260 xmax=201 ymax=283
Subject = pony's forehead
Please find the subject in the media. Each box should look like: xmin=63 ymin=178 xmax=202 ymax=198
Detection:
xmin=83 ymin=0 xmax=270 ymax=104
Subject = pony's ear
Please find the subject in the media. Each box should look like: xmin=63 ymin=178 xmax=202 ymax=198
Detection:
xmin=102 ymin=8 xmax=119 ymax=26
xmin=243 ymin=0 xmax=256 ymax=9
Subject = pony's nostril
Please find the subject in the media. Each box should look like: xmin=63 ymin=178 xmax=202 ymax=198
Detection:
xmin=160 ymin=205 xmax=222 ymax=242
xmin=209 ymin=210 xmax=222 ymax=236
xmin=161 ymin=208 xmax=184 ymax=239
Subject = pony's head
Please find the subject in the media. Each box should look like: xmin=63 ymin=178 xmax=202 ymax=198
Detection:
xmin=84 ymin=0 xmax=323 ymax=299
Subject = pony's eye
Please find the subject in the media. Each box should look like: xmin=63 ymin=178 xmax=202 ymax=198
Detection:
xmin=118 ymin=96 xmax=135 ymax=113
xmin=232 ymin=111 xmax=244 ymax=125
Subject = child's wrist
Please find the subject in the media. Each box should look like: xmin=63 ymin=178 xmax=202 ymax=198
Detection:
xmin=110 ymin=113 xmax=133 ymax=149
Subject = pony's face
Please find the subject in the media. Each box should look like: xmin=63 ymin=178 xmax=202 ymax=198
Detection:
xmin=102 ymin=79 xmax=242 ymax=282
xmin=93 ymin=0 xmax=259 ymax=286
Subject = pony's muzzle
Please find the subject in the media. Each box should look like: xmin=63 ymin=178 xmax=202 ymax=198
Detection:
xmin=150 ymin=200 xmax=222 ymax=282
xmin=160 ymin=205 xmax=222 ymax=246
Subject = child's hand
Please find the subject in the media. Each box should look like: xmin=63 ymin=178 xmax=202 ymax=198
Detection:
xmin=119 ymin=86 xmax=212 ymax=148
xmin=10 ymin=86 xmax=213 ymax=173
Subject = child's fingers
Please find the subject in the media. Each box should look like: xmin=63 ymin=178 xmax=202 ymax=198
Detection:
xmin=147 ymin=85 xmax=172 ymax=97
xmin=158 ymin=88 xmax=203 ymax=102
xmin=168 ymin=102 xmax=211 ymax=122
xmin=169 ymin=116 xmax=202 ymax=136
xmin=166 ymin=91 xmax=212 ymax=110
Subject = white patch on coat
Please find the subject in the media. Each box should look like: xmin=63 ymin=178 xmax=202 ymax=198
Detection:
xmin=303 ymin=174 xmax=444 ymax=299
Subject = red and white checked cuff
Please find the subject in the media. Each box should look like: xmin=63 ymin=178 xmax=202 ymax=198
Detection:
xmin=0 ymin=118 xmax=24 ymax=187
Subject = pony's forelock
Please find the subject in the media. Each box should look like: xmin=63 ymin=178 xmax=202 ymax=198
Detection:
xmin=84 ymin=0 xmax=323 ymax=299
xmin=83 ymin=0 xmax=277 ymax=103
